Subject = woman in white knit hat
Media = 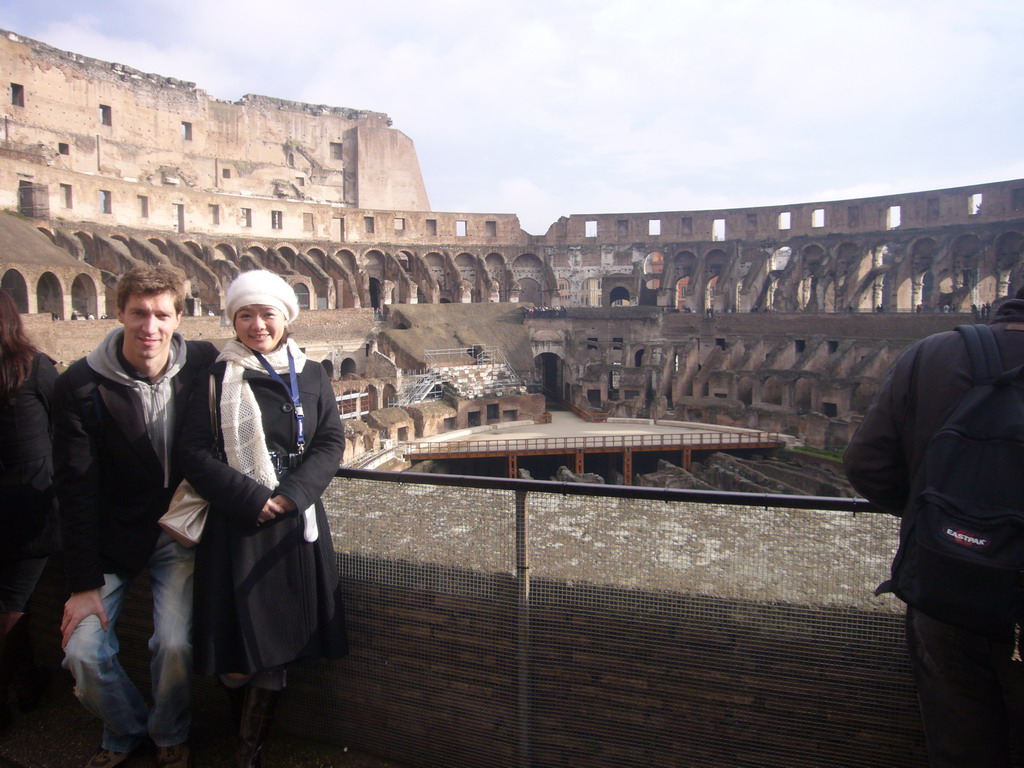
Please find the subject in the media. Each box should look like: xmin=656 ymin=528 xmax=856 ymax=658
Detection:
xmin=176 ymin=270 xmax=347 ymax=767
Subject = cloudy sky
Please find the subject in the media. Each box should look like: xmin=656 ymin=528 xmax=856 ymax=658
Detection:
xmin=2 ymin=0 xmax=1021 ymax=234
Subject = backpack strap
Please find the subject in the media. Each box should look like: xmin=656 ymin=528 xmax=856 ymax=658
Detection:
xmin=956 ymin=324 xmax=1003 ymax=384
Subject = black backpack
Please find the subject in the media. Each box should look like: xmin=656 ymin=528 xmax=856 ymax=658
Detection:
xmin=882 ymin=324 xmax=1024 ymax=638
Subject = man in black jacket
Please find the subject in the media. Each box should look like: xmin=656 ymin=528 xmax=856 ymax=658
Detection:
xmin=844 ymin=291 xmax=1024 ymax=768
xmin=53 ymin=267 xmax=217 ymax=768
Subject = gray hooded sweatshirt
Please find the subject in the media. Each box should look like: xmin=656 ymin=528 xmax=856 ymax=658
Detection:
xmin=86 ymin=328 xmax=189 ymax=489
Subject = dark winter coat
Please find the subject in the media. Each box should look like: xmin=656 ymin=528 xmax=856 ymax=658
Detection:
xmin=176 ymin=355 xmax=348 ymax=676
xmin=52 ymin=338 xmax=218 ymax=592
xmin=844 ymin=299 xmax=1024 ymax=511
xmin=0 ymin=353 xmax=60 ymax=559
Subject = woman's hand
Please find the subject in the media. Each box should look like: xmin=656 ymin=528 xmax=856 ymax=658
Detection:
xmin=257 ymin=493 xmax=297 ymax=524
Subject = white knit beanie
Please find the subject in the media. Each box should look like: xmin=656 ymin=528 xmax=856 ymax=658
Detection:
xmin=224 ymin=270 xmax=300 ymax=325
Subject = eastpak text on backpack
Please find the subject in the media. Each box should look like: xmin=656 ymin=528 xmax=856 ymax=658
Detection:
xmin=881 ymin=323 xmax=1024 ymax=641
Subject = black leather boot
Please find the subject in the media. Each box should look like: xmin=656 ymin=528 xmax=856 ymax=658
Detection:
xmin=236 ymin=686 xmax=281 ymax=768
xmin=221 ymin=680 xmax=245 ymax=726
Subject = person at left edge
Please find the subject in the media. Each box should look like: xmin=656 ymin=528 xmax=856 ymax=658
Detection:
xmin=0 ymin=288 xmax=60 ymax=735
xmin=52 ymin=266 xmax=217 ymax=768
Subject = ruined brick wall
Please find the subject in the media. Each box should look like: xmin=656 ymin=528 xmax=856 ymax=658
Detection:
xmin=0 ymin=28 xmax=429 ymax=239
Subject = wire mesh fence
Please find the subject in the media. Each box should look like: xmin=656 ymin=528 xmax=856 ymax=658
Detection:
xmin=24 ymin=470 xmax=928 ymax=767
xmin=278 ymin=471 xmax=929 ymax=768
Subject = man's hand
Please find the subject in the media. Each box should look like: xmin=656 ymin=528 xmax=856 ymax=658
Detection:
xmin=61 ymin=589 xmax=107 ymax=649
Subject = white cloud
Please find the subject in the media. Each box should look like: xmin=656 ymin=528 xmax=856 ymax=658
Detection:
xmin=1 ymin=0 xmax=1022 ymax=235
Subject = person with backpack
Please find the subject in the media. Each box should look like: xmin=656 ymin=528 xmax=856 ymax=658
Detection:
xmin=52 ymin=267 xmax=217 ymax=768
xmin=844 ymin=288 xmax=1024 ymax=768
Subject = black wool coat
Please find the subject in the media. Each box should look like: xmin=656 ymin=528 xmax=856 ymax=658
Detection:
xmin=0 ymin=353 xmax=60 ymax=559
xmin=53 ymin=340 xmax=218 ymax=592
xmin=176 ymin=356 xmax=348 ymax=676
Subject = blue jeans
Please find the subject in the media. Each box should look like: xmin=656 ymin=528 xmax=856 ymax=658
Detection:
xmin=63 ymin=533 xmax=194 ymax=752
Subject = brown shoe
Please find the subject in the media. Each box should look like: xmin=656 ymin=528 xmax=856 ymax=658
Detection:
xmin=155 ymin=742 xmax=192 ymax=768
xmin=84 ymin=747 xmax=133 ymax=768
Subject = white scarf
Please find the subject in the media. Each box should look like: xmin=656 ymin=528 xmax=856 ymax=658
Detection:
xmin=217 ymin=337 xmax=318 ymax=542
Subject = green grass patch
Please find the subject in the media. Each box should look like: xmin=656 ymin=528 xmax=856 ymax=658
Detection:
xmin=784 ymin=445 xmax=844 ymax=463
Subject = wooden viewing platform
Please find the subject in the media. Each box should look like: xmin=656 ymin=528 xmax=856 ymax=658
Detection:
xmin=400 ymin=427 xmax=784 ymax=484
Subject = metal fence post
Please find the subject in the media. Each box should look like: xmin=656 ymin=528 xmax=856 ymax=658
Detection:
xmin=516 ymin=489 xmax=531 ymax=768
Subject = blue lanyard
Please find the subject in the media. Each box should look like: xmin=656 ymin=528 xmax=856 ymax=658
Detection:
xmin=254 ymin=349 xmax=305 ymax=450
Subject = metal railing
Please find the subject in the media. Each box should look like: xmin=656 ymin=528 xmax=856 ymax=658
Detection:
xmin=278 ymin=470 xmax=928 ymax=768
xmin=391 ymin=370 xmax=443 ymax=406
xmin=401 ymin=429 xmax=782 ymax=457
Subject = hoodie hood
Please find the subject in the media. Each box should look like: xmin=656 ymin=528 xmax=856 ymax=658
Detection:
xmin=86 ymin=328 xmax=188 ymax=487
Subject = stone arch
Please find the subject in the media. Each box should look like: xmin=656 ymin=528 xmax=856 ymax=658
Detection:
xmin=36 ymin=272 xmax=63 ymax=319
xmin=518 ymin=277 xmax=543 ymax=306
xmin=704 ymin=249 xmax=728 ymax=311
xmin=280 ymin=245 xmax=330 ymax=309
xmin=485 ymin=252 xmax=506 ymax=273
xmin=293 ymin=281 xmax=311 ymax=310
xmin=534 ymin=351 xmax=564 ymax=397
xmin=75 ymin=231 xmax=123 ymax=274
xmin=556 ymin=278 xmax=570 ymax=303
xmin=797 ymin=244 xmax=826 ymax=311
xmin=761 ymin=375 xmax=785 ymax=406
xmin=609 ymin=286 xmax=632 ymax=306
xmin=910 ymin=237 xmax=938 ymax=309
xmin=512 ymin=253 xmax=547 ymax=304
xmin=674 ymin=277 xmax=691 ymax=311
xmin=261 ymin=245 xmax=291 ymax=274
xmin=276 ymin=244 xmax=298 ymax=266
xmin=36 ymin=227 xmax=56 ymax=244
xmin=835 ymin=242 xmax=869 ymax=310
xmin=242 ymin=246 xmax=267 ymax=272
xmin=1 ymin=269 xmax=28 ymax=312
xmin=182 ymin=240 xmax=206 ymax=262
xmin=995 ymin=231 xmax=1024 ymax=299
xmin=149 ymin=238 xmax=170 ymax=257
xmin=368 ymin=277 xmax=383 ymax=310
xmin=208 ymin=259 xmax=238 ymax=313
xmin=306 ymin=248 xmax=326 ymax=269
xmin=852 ymin=381 xmax=878 ymax=412
xmin=424 ymin=252 xmax=447 ymax=298
xmin=871 ymin=241 xmax=899 ymax=310
xmin=71 ymin=273 xmax=99 ymax=317
xmin=639 ymin=251 xmax=664 ymax=306
xmin=736 ymin=375 xmax=754 ymax=406
xmin=672 ymin=251 xmax=698 ymax=311
xmin=455 ymin=253 xmax=477 ymax=281
xmin=364 ymin=251 xmax=389 ymax=308
xmin=214 ymin=243 xmax=237 ymax=263
xmin=794 ymin=378 xmax=813 ymax=411
xmin=484 ymin=253 xmax=507 ymax=300
xmin=949 ymin=234 xmax=982 ymax=308
xmin=394 ymin=251 xmax=413 ymax=274
xmin=335 ymin=250 xmax=358 ymax=275
xmin=339 ymin=357 xmax=357 ymax=377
